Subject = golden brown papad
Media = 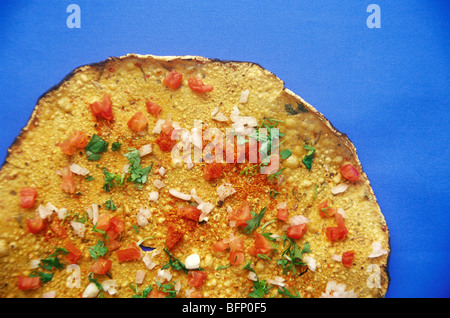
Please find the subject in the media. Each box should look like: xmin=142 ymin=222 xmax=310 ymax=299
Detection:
xmin=0 ymin=54 xmax=390 ymax=298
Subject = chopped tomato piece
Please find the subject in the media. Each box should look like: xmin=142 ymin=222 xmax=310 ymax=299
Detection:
xmin=229 ymin=250 xmax=244 ymax=266
xmin=116 ymin=243 xmax=141 ymax=262
xmin=20 ymin=187 xmax=37 ymax=209
xmin=211 ymin=240 xmax=229 ymax=252
xmin=18 ymin=276 xmax=40 ymax=290
xmin=58 ymin=130 xmax=89 ymax=155
xmin=340 ymin=164 xmax=360 ymax=182
xmin=163 ymin=70 xmax=183 ymax=90
xmin=61 ymin=166 xmax=76 ymax=194
xmin=318 ymin=201 xmax=336 ymax=218
xmin=287 ymin=224 xmax=307 ymax=240
xmin=90 ymin=258 xmax=112 ymax=275
xmin=187 ymin=271 xmax=207 ymax=288
xmin=227 ymin=200 xmax=252 ymax=228
xmin=342 ymin=251 xmax=354 ymax=268
xmin=146 ymin=100 xmax=162 ymax=117
xmin=148 ymin=289 xmax=168 ymax=298
xmin=188 ymin=290 xmax=204 ymax=298
xmin=180 ymin=206 xmax=201 ymax=221
xmin=229 ymin=236 xmax=244 ymax=252
xmin=109 ymin=216 xmax=124 ymax=234
xmin=276 ymin=208 xmax=289 ymax=222
xmin=89 ymin=94 xmax=114 ymax=121
xmin=108 ymin=238 xmax=121 ymax=251
xmin=26 ymin=217 xmax=46 ymax=234
xmin=188 ymin=76 xmax=214 ymax=93
xmin=325 ymin=213 xmax=348 ymax=242
xmin=155 ymin=131 xmax=177 ymax=152
xmin=64 ymin=239 xmax=82 ymax=264
xmin=249 ymin=232 xmax=273 ymax=256
xmin=161 ymin=120 xmax=174 ymax=135
xmin=203 ymin=162 xmax=222 ymax=180
xmin=165 ymin=226 xmax=183 ymax=250
xmin=127 ymin=111 xmax=148 ymax=132
xmin=95 ymin=212 xmax=111 ymax=232
xmin=50 ymin=220 xmax=67 ymax=238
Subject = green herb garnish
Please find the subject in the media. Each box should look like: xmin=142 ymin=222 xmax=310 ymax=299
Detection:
xmin=111 ymin=141 xmax=121 ymax=151
xmin=102 ymin=167 xmax=124 ymax=192
xmin=85 ymin=134 xmax=109 ymax=161
xmin=278 ymin=286 xmax=301 ymax=298
xmin=162 ymin=247 xmax=188 ymax=274
xmin=280 ymin=148 xmax=292 ymax=160
xmin=89 ymin=239 xmax=108 ymax=260
xmin=302 ymin=144 xmax=316 ymax=171
xmin=104 ymin=197 xmax=117 ymax=211
xmin=124 ymin=148 xmax=153 ymax=186
xmin=244 ymin=206 xmax=266 ymax=234
xmin=277 ymin=236 xmax=310 ymax=275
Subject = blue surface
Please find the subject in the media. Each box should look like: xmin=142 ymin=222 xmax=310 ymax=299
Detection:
xmin=0 ymin=0 xmax=449 ymax=298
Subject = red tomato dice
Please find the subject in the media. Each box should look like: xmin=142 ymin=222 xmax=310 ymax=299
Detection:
xmin=20 ymin=187 xmax=37 ymax=209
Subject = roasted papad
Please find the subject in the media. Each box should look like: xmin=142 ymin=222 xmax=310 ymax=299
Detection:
xmin=0 ymin=54 xmax=390 ymax=298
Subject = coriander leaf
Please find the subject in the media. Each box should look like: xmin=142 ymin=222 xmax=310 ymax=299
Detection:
xmin=85 ymin=134 xmax=109 ymax=161
xmin=278 ymin=286 xmax=301 ymax=298
xmin=302 ymin=144 xmax=316 ymax=171
xmin=278 ymin=236 xmax=310 ymax=275
xmin=30 ymin=271 xmax=54 ymax=284
xmin=162 ymin=247 xmax=188 ymax=274
xmin=267 ymin=167 xmax=286 ymax=180
xmin=124 ymin=148 xmax=153 ymax=185
xmin=111 ymin=141 xmax=121 ymax=151
xmin=86 ymin=134 xmax=109 ymax=154
xmin=155 ymin=281 xmax=177 ymax=298
xmin=102 ymin=167 xmax=124 ymax=192
xmin=248 ymin=279 xmax=272 ymax=298
xmin=280 ymin=148 xmax=292 ymax=160
xmin=244 ymin=207 xmax=266 ymax=234
xmin=87 ymin=153 xmax=101 ymax=161
xmin=104 ymin=197 xmax=117 ymax=211
xmin=89 ymin=240 xmax=108 ymax=260
xmin=85 ymin=175 xmax=95 ymax=182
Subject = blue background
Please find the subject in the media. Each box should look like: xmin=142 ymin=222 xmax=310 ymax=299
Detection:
xmin=0 ymin=0 xmax=449 ymax=298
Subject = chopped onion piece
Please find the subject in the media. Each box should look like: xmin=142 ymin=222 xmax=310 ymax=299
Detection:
xmin=268 ymin=276 xmax=285 ymax=287
xmin=239 ymin=89 xmax=250 ymax=103
xmin=148 ymin=191 xmax=159 ymax=202
xmin=41 ymin=291 xmax=56 ymax=298
xmin=169 ymin=189 xmax=191 ymax=201
xmin=303 ymin=255 xmax=317 ymax=272
xmin=70 ymin=163 xmax=90 ymax=176
xmin=331 ymin=183 xmax=348 ymax=195
xmin=138 ymin=144 xmax=152 ymax=157
xmin=319 ymin=281 xmax=358 ymax=298
xmin=185 ymin=253 xmax=201 ymax=270
xmin=155 ymin=269 xmax=172 ymax=283
xmin=102 ymin=279 xmax=118 ymax=295
xmin=153 ymin=179 xmax=166 ymax=189
xmin=289 ymin=215 xmax=311 ymax=226
xmin=217 ymin=183 xmax=236 ymax=201
xmin=368 ymin=241 xmax=388 ymax=258
xmin=136 ymin=207 xmax=151 ymax=227
xmin=152 ymin=119 xmax=166 ymax=134
xmin=82 ymin=282 xmax=99 ymax=298
xmin=70 ymin=221 xmax=85 ymax=238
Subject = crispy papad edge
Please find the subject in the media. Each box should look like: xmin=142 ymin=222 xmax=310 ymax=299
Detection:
xmin=0 ymin=53 xmax=390 ymax=296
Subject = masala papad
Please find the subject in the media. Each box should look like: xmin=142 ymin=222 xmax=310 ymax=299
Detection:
xmin=0 ymin=54 xmax=390 ymax=298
